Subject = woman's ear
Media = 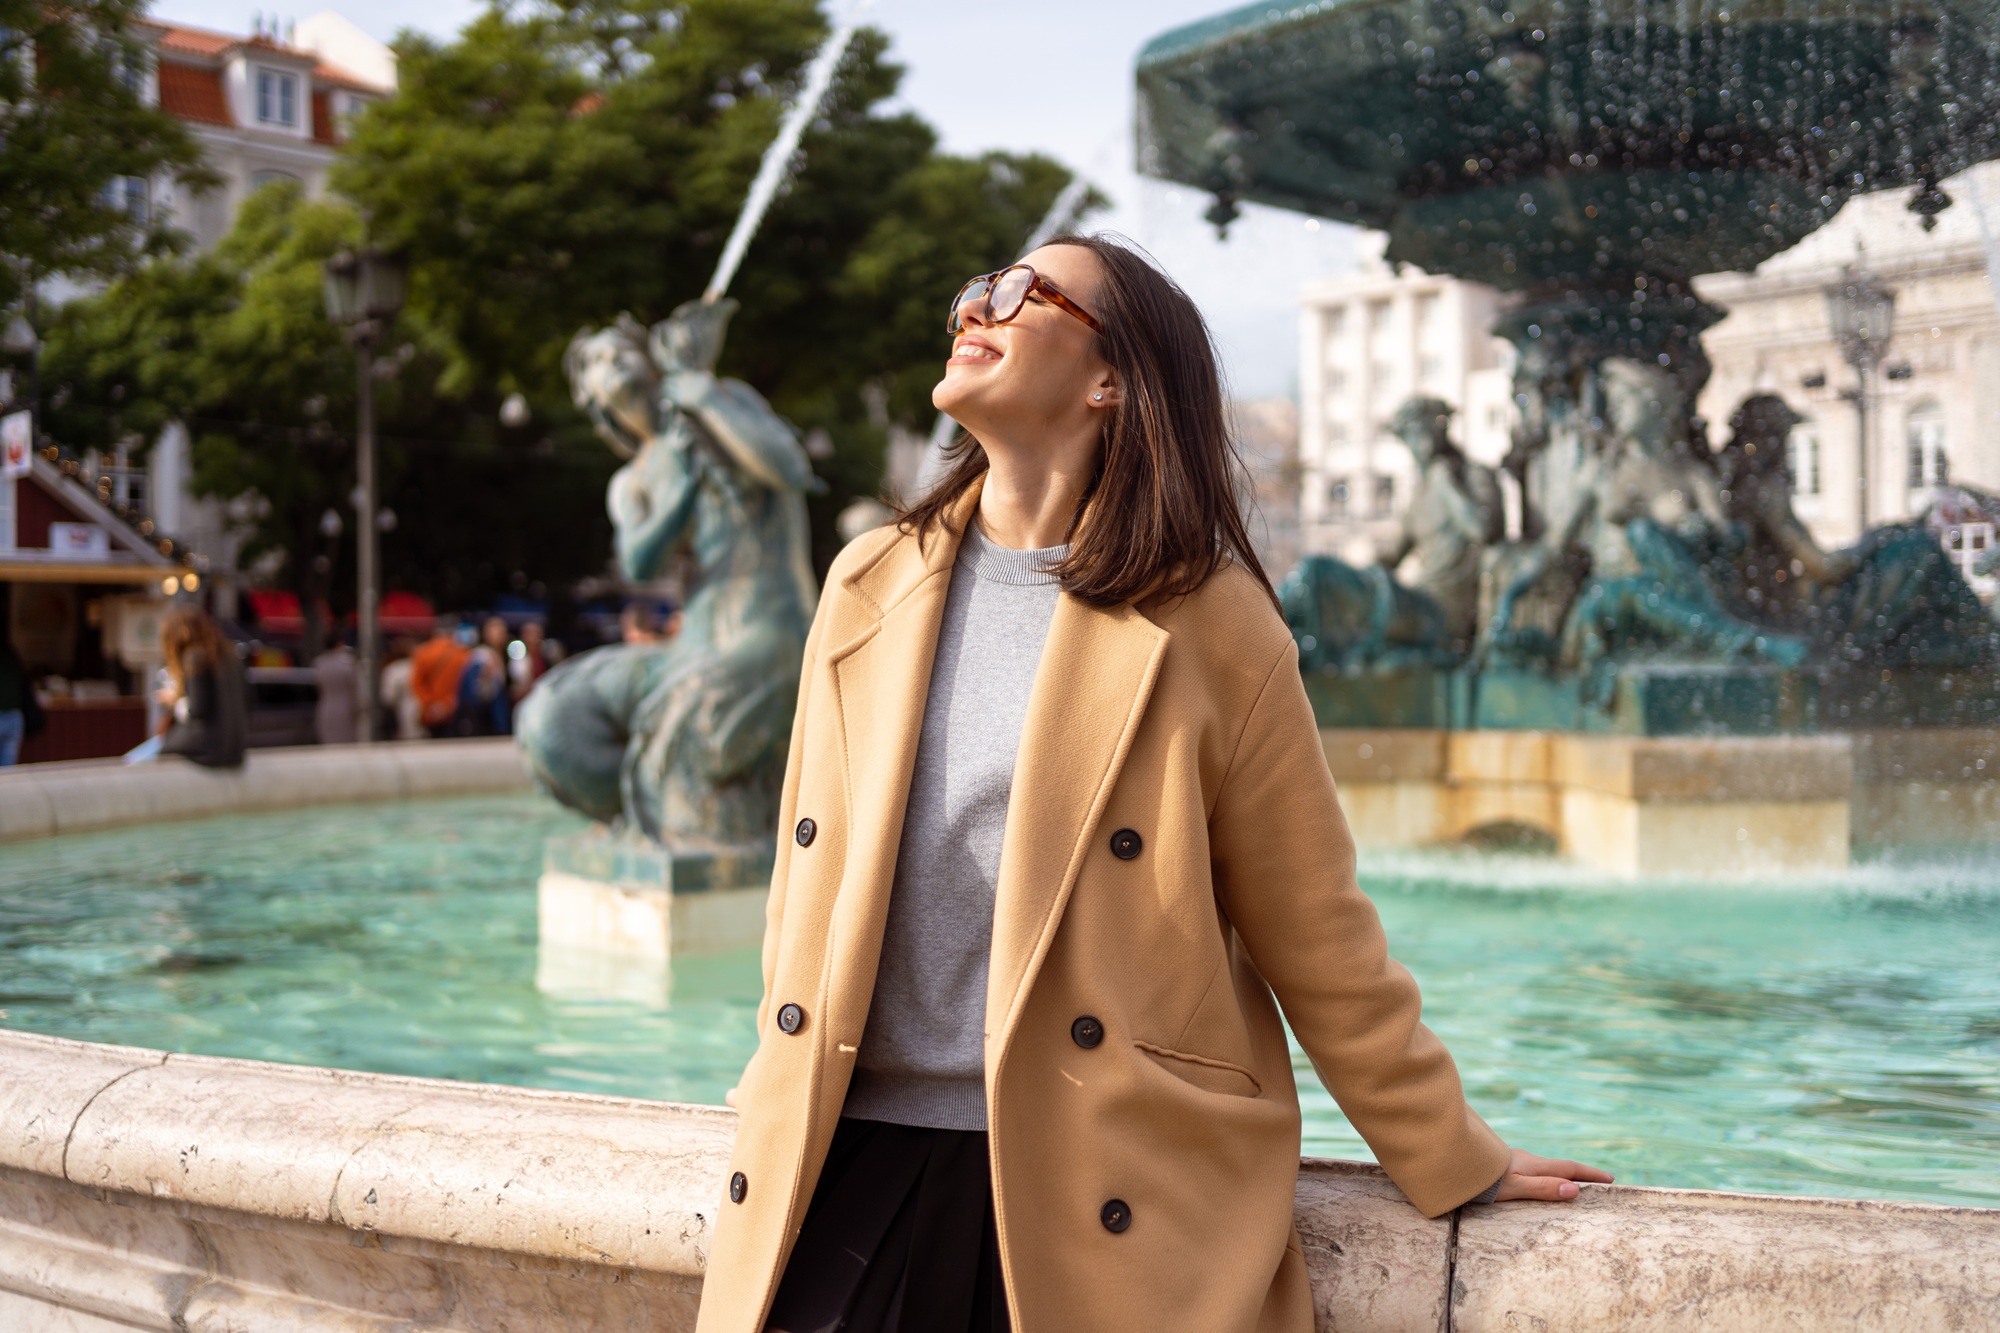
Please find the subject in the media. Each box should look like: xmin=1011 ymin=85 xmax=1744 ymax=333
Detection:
xmin=1089 ymin=374 xmax=1123 ymax=408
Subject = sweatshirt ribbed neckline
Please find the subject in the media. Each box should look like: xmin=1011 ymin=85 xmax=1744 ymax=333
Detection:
xmin=959 ymin=521 xmax=1067 ymax=587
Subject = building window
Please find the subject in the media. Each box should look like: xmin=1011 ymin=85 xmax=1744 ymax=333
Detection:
xmin=100 ymin=175 xmax=148 ymax=222
xmin=1419 ymin=353 xmax=1444 ymax=385
xmin=1788 ymin=426 xmax=1820 ymax=497
xmin=257 ymin=67 xmax=299 ymax=126
xmin=1907 ymin=403 xmax=1948 ymax=492
xmin=1324 ymin=308 xmax=1346 ymax=342
xmin=1371 ymin=475 xmax=1396 ymax=518
xmin=1327 ymin=367 xmax=1347 ymax=394
xmin=1327 ymin=421 xmax=1348 ymax=446
xmin=1416 ymin=292 xmax=1441 ymax=335
xmin=1328 ymin=478 xmax=1350 ymax=517
xmin=1369 ymin=302 xmax=1392 ymax=338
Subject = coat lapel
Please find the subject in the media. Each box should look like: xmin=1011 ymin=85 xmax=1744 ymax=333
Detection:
xmin=984 ymin=593 xmax=1169 ymax=1054
xmin=817 ymin=486 xmax=978 ymax=1047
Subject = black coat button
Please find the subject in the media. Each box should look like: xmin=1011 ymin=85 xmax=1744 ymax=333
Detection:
xmin=1071 ymin=1015 xmax=1104 ymax=1049
xmin=795 ymin=818 xmax=817 ymax=847
xmin=1109 ymin=828 xmax=1142 ymax=860
xmin=1100 ymin=1198 xmax=1131 ymax=1233
xmin=729 ymin=1171 xmax=747 ymax=1204
xmin=777 ymin=1003 xmax=804 ymax=1034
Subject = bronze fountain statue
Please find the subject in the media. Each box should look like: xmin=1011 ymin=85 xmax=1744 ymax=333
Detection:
xmin=516 ymin=299 xmax=819 ymax=844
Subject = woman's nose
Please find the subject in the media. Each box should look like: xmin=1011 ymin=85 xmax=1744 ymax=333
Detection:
xmin=960 ymin=290 xmax=994 ymax=328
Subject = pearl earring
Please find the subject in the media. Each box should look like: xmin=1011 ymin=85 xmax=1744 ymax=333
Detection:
xmin=1093 ymin=392 xmax=1105 ymax=402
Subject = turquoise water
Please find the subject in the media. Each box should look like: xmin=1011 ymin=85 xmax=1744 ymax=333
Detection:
xmin=2 ymin=793 xmax=1997 ymax=1206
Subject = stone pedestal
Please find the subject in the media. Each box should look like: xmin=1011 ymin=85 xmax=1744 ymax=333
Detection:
xmin=536 ymin=830 xmax=772 ymax=1005
xmin=1325 ymin=728 xmax=1853 ymax=878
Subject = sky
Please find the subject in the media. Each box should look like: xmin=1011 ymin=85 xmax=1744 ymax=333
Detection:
xmin=147 ymin=0 xmax=1367 ymax=399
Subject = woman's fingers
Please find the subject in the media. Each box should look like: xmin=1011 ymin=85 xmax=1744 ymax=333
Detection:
xmin=1490 ymin=1148 xmax=1616 ymax=1202
xmin=724 ymin=1086 xmax=739 ymax=1109
xmin=1510 ymin=1149 xmax=1615 ymax=1184
xmin=1493 ymin=1173 xmax=1584 ymax=1202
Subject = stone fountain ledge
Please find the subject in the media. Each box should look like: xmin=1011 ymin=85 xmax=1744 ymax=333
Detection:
xmin=0 ymin=738 xmax=533 ymax=844
xmin=0 ymin=1030 xmax=1994 ymax=1331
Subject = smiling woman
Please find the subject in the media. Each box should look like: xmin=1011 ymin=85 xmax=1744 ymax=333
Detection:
xmin=697 ymin=234 xmax=1608 ymax=1333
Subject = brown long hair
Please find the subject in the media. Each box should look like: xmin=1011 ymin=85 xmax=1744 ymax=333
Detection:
xmin=161 ymin=604 xmax=229 ymax=689
xmin=899 ymin=233 xmax=1273 ymax=608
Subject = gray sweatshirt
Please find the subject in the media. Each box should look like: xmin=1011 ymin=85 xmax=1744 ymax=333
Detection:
xmin=842 ymin=522 xmax=1065 ymax=1131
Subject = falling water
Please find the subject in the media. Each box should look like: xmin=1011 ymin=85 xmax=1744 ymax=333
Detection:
xmin=703 ymin=0 xmax=876 ymax=303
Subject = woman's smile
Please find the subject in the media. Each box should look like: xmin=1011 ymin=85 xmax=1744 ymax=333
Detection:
xmin=949 ymin=334 xmax=1003 ymax=364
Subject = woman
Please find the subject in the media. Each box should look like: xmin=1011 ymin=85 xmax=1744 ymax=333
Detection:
xmin=699 ymin=236 xmax=1607 ymax=1333
xmin=157 ymin=604 xmax=246 ymax=768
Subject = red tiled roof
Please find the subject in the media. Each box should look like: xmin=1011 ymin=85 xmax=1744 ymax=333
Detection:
xmin=157 ymin=60 xmax=233 ymax=127
xmin=154 ymin=25 xmax=237 ymax=59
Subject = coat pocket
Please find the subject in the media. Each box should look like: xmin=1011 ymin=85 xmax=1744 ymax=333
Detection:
xmin=1134 ymin=1040 xmax=1262 ymax=1098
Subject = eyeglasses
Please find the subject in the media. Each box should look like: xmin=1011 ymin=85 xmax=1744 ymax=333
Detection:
xmin=947 ymin=264 xmax=1102 ymax=336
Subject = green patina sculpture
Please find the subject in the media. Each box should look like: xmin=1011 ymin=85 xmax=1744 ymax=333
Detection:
xmin=516 ymin=300 xmax=820 ymax=845
xmin=1144 ymin=1 xmax=2000 ymax=718
xmin=1281 ymin=396 xmax=1499 ymax=668
xmin=1713 ymin=396 xmax=1998 ymax=671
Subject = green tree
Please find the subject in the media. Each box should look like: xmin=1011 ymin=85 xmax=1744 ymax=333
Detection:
xmin=337 ymin=0 xmax=1092 ymax=568
xmin=43 ymin=0 xmax=1097 ymax=631
xmin=0 ymin=0 xmax=210 ymax=309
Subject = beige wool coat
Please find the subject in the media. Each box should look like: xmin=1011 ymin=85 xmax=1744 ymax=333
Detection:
xmin=696 ymin=485 xmax=1510 ymax=1333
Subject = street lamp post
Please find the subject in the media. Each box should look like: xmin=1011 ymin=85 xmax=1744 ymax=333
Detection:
xmin=1826 ymin=264 xmax=1895 ymax=535
xmin=322 ymin=247 xmax=406 ymax=744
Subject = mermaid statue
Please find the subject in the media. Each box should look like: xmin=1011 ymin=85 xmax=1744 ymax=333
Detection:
xmin=516 ymin=299 xmax=819 ymax=845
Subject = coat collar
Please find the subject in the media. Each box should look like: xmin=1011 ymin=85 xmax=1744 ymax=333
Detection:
xmin=820 ymin=478 xmax=1170 ymax=1064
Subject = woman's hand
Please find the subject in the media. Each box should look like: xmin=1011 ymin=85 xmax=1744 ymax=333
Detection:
xmin=1492 ymin=1148 xmax=1614 ymax=1202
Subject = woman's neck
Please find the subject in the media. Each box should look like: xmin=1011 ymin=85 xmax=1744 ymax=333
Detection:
xmin=975 ymin=430 xmax=1099 ymax=550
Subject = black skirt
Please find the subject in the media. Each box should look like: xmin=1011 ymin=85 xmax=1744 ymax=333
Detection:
xmin=764 ymin=1117 xmax=1011 ymax=1333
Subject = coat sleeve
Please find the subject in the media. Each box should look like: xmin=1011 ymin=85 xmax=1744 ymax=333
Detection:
xmin=1207 ymin=636 xmax=1511 ymax=1217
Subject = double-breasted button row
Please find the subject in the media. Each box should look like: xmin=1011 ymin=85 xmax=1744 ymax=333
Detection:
xmin=777 ymin=1002 xmax=805 ymax=1034
xmin=729 ymin=1171 xmax=748 ymax=1204
xmin=1100 ymin=1198 xmax=1132 ymax=1233
xmin=795 ymin=817 xmax=817 ymax=847
xmin=1071 ymin=1015 xmax=1104 ymax=1049
xmin=1109 ymin=827 xmax=1143 ymax=860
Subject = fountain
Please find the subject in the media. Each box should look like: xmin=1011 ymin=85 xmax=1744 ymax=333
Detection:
xmin=1139 ymin=0 xmax=2000 ymax=713
xmin=1138 ymin=0 xmax=2000 ymax=873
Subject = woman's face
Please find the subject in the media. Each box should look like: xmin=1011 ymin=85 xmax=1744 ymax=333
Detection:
xmin=931 ymin=244 xmax=1112 ymax=441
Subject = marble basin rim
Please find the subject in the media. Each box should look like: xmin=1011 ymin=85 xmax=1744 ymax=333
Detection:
xmin=1 ymin=1026 xmax=1998 ymax=1330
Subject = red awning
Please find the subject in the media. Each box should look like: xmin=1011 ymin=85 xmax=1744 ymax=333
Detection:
xmin=379 ymin=591 xmax=437 ymax=635
xmin=247 ymin=589 xmax=437 ymax=637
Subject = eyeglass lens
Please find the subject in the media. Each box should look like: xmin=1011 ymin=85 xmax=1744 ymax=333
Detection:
xmin=947 ymin=266 xmax=1035 ymax=334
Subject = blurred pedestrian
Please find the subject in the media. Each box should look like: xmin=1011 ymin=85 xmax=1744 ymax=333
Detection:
xmin=312 ymin=636 xmax=358 ymax=745
xmin=0 ymin=635 xmax=31 ymax=766
xmin=153 ymin=605 xmax=247 ymax=768
xmin=409 ymin=623 xmax=471 ymax=738
xmin=379 ymin=635 xmax=424 ymax=741
xmin=510 ymin=620 xmax=553 ymax=703
xmin=459 ymin=615 xmax=513 ymax=735
xmin=619 ymin=601 xmax=665 ymax=644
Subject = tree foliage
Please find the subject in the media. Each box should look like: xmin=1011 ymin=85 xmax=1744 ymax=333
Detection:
xmin=0 ymin=0 xmax=210 ymax=308
xmin=42 ymin=0 xmax=1093 ymax=623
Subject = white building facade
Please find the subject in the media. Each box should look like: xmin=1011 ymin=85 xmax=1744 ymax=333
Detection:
xmin=1298 ymin=163 xmax=2000 ymax=569
xmin=121 ymin=14 xmax=396 ymax=605
xmin=1297 ymin=255 xmax=1514 ymax=566
xmin=1695 ymin=161 xmax=2000 ymax=550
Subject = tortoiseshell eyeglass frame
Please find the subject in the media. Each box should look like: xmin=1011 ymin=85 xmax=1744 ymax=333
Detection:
xmin=946 ymin=264 xmax=1103 ymax=336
